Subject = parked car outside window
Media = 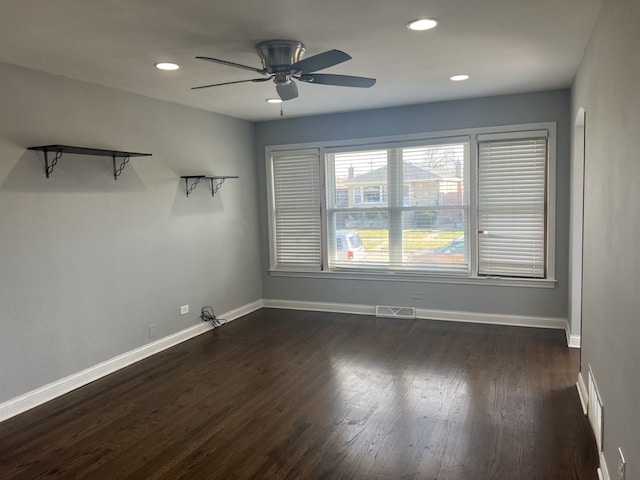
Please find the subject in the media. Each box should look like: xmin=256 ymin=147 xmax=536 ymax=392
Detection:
xmin=408 ymin=235 xmax=465 ymax=264
xmin=335 ymin=231 xmax=366 ymax=261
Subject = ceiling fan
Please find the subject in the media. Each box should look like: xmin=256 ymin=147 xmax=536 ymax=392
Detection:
xmin=192 ymin=40 xmax=376 ymax=101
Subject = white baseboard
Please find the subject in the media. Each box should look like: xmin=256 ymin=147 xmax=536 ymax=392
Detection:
xmin=576 ymin=371 xmax=588 ymax=415
xmin=262 ymin=298 xmax=376 ymax=316
xmin=0 ymin=299 xmax=263 ymax=423
xmin=218 ymin=299 xmax=264 ymax=324
xmin=263 ymin=298 xmax=567 ymax=331
xmin=566 ymin=322 xmax=581 ymax=348
xmin=416 ymin=307 xmax=566 ymax=330
xmin=567 ymin=334 xmax=582 ymax=348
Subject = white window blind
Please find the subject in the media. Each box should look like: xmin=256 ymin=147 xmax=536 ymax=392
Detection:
xmin=271 ymin=152 xmax=322 ymax=269
xmin=477 ymin=136 xmax=547 ymax=278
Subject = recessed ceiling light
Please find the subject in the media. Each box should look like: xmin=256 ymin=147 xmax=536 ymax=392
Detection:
xmin=266 ymin=98 xmax=283 ymax=104
xmin=155 ymin=62 xmax=180 ymax=71
xmin=407 ymin=18 xmax=439 ymax=31
xmin=450 ymin=74 xmax=470 ymax=81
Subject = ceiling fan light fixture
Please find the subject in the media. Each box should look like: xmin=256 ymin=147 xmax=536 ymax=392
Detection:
xmin=407 ymin=18 xmax=439 ymax=31
xmin=450 ymin=74 xmax=470 ymax=81
xmin=155 ymin=62 xmax=180 ymax=71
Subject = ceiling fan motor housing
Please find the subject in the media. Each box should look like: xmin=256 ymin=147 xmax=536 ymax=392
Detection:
xmin=256 ymin=40 xmax=305 ymax=73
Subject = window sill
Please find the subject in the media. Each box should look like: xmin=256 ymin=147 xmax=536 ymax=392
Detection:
xmin=268 ymin=268 xmax=557 ymax=289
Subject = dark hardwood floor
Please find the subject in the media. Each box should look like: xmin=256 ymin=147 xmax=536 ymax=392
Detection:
xmin=0 ymin=309 xmax=598 ymax=479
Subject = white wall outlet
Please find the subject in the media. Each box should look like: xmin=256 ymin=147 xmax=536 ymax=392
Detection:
xmin=617 ymin=447 xmax=626 ymax=480
xmin=180 ymin=305 xmax=189 ymax=315
xmin=148 ymin=323 xmax=158 ymax=339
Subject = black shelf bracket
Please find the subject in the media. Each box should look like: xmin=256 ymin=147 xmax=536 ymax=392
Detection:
xmin=112 ymin=155 xmax=130 ymax=180
xmin=44 ymin=150 xmax=63 ymax=179
xmin=181 ymin=176 xmax=206 ymax=197
xmin=209 ymin=177 xmax=227 ymax=197
xmin=180 ymin=175 xmax=239 ymax=197
xmin=28 ymin=145 xmax=152 ymax=179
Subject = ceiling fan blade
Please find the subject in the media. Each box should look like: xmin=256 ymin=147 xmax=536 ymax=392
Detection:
xmin=276 ymin=81 xmax=299 ymax=101
xmin=293 ymin=49 xmax=352 ymax=74
xmin=196 ymin=56 xmax=266 ymax=75
xmin=299 ymin=74 xmax=376 ymax=88
xmin=192 ymin=77 xmax=270 ymax=90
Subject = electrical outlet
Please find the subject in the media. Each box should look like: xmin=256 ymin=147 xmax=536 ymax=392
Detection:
xmin=411 ymin=291 xmax=423 ymax=300
xmin=617 ymin=447 xmax=626 ymax=480
xmin=148 ymin=324 xmax=158 ymax=339
xmin=180 ymin=305 xmax=189 ymax=315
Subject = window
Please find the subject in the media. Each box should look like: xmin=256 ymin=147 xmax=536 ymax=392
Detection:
xmin=325 ymin=142 xmax=468 ymax=272
xmin=268 ymin=150 xmax=322 ymax=270
xmin=267 ymin=124 xmax=555 ymax=283
xmin=353 ymin=185 xmax=387 ymax=204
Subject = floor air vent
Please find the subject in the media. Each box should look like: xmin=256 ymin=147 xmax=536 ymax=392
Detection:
xmin=375 ymin=305 xmax=416 ymax=319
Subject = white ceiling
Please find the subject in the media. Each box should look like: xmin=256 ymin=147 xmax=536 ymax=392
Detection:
xmin=0 ymin=0 xmax=602 ymax=122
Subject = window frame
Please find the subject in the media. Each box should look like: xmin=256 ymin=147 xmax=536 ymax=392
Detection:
xmin=265 ymin=122 xmax=556 ymax=288
xmin=324 ymin=137 xmax=471 ymax=273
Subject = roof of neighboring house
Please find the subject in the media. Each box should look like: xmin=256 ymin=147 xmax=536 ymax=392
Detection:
xmin=344 ymin=163 xmax=448 ymax=184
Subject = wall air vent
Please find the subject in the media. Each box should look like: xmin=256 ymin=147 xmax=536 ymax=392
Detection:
xmin=588 ymin=366 xmax=604 ymax=452
xmin=375 ymin=305 xmax=416 ymax=319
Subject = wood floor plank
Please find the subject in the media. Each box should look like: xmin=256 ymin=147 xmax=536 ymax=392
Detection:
xmin=0 ymin=309 xmax=598 ymax=479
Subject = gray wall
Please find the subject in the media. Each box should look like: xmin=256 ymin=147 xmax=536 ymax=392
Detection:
xmin=0 ymin=62 xmax=262 ymax=403
xmin=572 ymin=0 xmax=640 ymax=476
xmin=255 ymin=90 xmax=571 ymax=320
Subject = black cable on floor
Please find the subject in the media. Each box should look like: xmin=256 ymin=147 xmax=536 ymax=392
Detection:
xmin=200 ymin=306 xmax=222 ymax=328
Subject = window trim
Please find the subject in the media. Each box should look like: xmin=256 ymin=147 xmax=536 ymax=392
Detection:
xmin=265 ymin=122 xmax=557 ymax=285
xmin=268 ymin=267 xmax=557 ymax=288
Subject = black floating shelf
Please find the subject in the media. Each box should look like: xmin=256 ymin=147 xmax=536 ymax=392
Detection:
xmin=28 ymin=144 xmax=152 ymax=179
xmin=181 ymin=175 xmax=239 ymax=198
